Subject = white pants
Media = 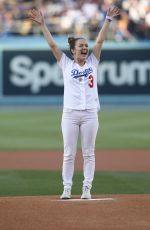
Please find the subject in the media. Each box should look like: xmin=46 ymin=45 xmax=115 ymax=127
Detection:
xmin=61 ymin=108 xmax=99 ymax=189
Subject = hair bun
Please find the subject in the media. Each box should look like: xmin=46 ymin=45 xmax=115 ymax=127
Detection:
xmin=68 ymin=37 xmax=75 ymax=44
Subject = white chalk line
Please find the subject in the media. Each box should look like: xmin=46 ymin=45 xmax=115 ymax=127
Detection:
xmin=51 ymin=198 xmax=115 ymax=202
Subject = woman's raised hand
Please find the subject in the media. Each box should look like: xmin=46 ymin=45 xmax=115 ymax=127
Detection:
xmin=107 ymin=5 xmax=120 ymax=18
xmin=28 ymin=9 xmax=44 ymax=25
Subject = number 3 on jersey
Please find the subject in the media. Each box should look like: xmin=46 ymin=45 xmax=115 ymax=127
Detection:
xmin=88 ymin=75 xmax=94 ymax=88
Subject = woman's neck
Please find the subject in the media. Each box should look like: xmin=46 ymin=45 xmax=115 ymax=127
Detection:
xmin=74 ymin=57 xmax=86 ymax=67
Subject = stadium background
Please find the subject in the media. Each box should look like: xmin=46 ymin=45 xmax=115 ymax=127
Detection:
xmin=0 ymin=1 xmax=150 ymax=230
xmin=0 ymin=0 xmax=150 ymax=106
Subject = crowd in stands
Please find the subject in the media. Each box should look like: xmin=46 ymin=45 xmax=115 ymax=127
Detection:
xmin=0 ymin=0 xmax=149 ymax=41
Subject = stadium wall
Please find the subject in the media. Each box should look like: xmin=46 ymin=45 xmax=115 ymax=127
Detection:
xmin=0 ymin=37 xmax=150 ymax=106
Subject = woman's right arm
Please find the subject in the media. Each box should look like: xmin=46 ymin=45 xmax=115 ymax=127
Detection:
xmin=28 ymin=9 xmax=63 ymax=62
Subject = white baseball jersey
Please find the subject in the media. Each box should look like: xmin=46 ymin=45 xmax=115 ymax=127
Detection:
xmin=58 ymin=52 xmax=100 ymax=111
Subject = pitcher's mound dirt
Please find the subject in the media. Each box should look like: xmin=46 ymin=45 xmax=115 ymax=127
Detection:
xmin=0 ymin=195 xmax=150 ymax=230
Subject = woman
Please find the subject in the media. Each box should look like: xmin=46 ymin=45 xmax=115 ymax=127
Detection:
xmin=28 ymin=5 xmax=120 ymax=199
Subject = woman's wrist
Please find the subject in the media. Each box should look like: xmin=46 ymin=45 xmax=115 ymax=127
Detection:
xmin=105 ymin=15 xmax=113 ymax=22
xmin=40 ymin=22 xmax=46 ymax=28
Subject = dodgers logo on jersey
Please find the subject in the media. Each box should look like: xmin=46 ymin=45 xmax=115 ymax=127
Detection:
xmin=71 ymin=68 xmax=93 ymax=79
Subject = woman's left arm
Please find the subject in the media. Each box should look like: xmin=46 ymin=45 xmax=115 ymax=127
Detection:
xmin=92 ymin=5 xmax=120 ymax=60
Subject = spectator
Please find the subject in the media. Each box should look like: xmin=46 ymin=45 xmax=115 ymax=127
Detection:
xmin=0 ymin=0 xmax=149 ymax=40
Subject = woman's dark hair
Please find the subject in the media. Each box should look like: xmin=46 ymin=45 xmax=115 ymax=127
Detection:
xmin=68 ymin=36 xmax=85 ymax=55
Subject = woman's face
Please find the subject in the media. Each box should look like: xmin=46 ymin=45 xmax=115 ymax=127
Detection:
xmin=72 ymin=39 xmax=89 ymax=61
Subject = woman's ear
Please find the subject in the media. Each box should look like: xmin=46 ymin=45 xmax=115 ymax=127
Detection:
xmin=71 ymin=49 xmax=75 ymax=55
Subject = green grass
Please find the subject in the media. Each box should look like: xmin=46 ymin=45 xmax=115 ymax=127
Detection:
xmin=0 ymin=110 xmax=150 ymax=150
xmin=0 ymin=170 xmax=149 ymax=196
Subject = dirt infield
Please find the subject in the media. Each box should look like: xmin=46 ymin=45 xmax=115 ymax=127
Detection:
xmin=0 ymin=150 xmax=150 ymax=230
xmin=0 ymin=195 xmax=150 ymax=230
xmin=0 ymin=149 xmax=150 ymax=171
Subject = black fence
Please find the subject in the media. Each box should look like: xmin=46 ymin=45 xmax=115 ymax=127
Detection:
xmin=2 ymin=47 xmax=150 ymax=98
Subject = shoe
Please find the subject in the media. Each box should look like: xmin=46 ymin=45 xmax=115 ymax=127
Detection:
xmin=60 ymin=187 xmax=71 ymax=199
xmin=81 ymin=186 xmax=91 ymax=199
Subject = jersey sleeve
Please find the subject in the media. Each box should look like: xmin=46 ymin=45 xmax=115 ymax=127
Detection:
xmin=58 ymin=52 xmax=70 ymax=70
xmin=88 ymin=52 xmax=99 ymax=68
